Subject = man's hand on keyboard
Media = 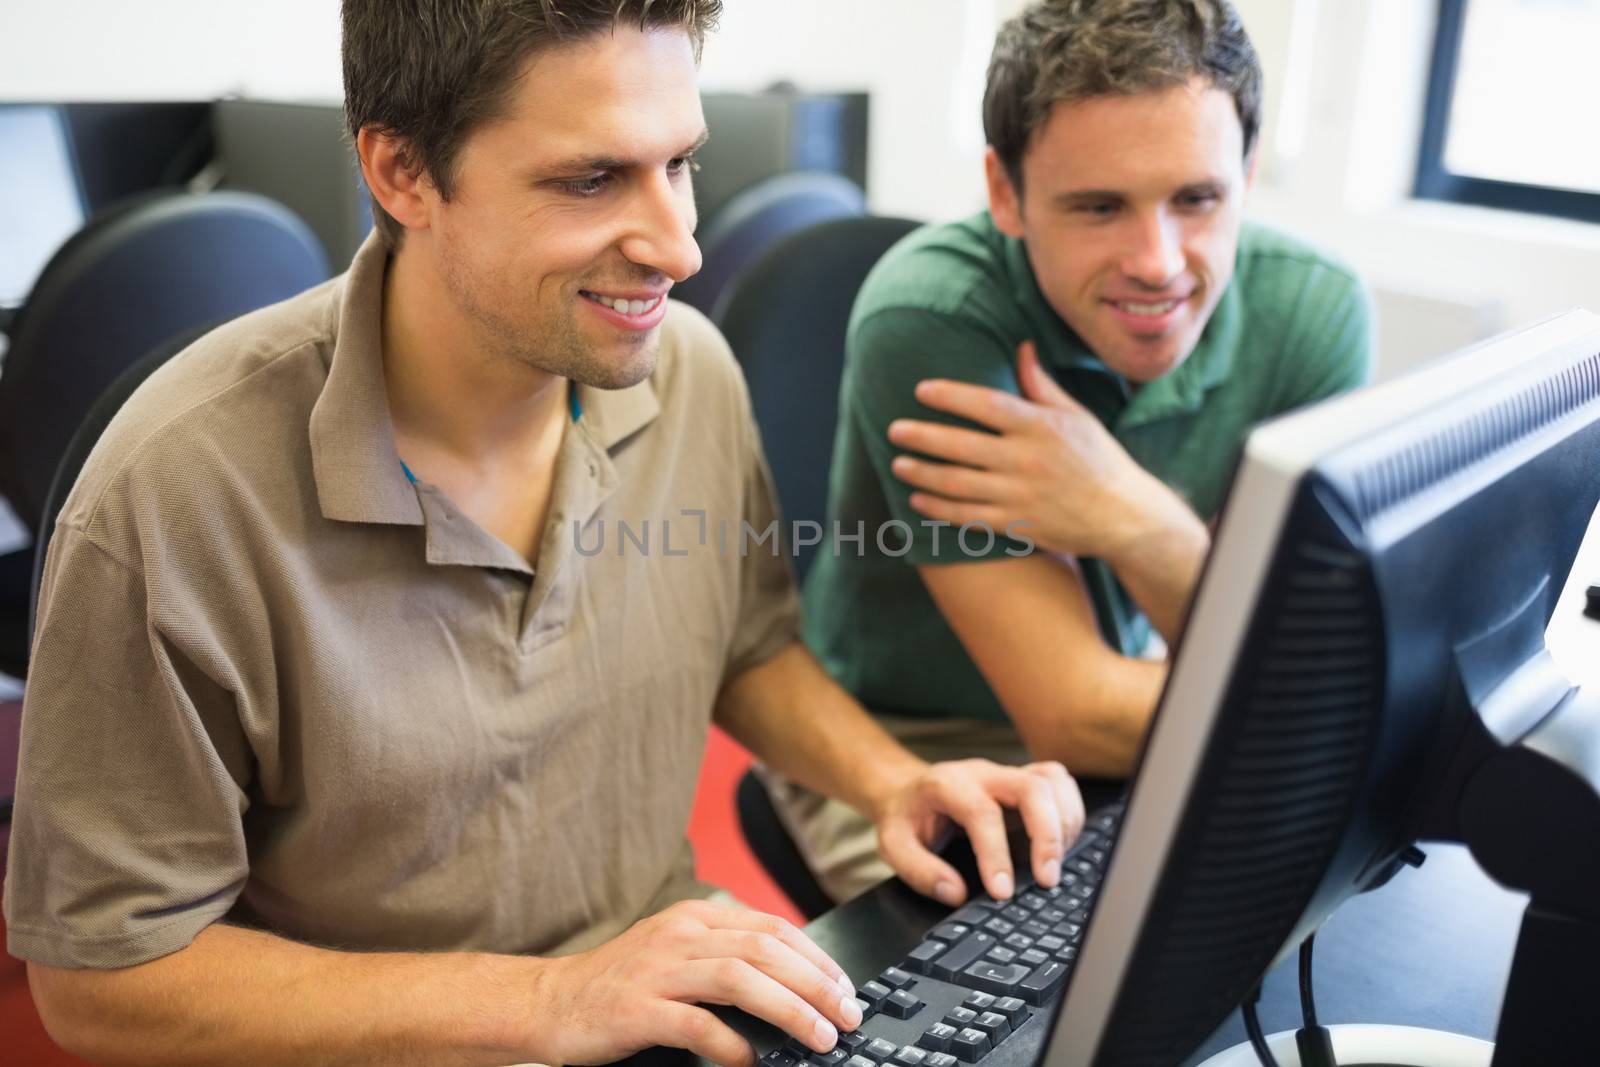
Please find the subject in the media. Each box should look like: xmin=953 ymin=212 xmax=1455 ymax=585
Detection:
xmin=873 ymin=759 xmax=1084 ymax=907
xmin=531 ymin=898 xmax=862 ymax=1067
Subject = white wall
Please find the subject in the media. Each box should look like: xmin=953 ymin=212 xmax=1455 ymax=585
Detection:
xmin=6 ymin=0 xmax=1598 ymax=378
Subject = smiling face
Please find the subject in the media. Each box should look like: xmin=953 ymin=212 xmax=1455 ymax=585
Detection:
xmin=987 ymin=78 xmax=1252 ymax=385
xmin=407 ymin=26 xmax=706 ymax=390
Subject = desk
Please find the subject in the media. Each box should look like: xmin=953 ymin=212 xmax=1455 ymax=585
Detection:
xmin=699 ymin=840 xmax=1524 ymax=1066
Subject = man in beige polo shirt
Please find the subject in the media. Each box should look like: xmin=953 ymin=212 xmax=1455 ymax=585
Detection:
xmin=4 ymin=3 xmax=1087 ymax=1066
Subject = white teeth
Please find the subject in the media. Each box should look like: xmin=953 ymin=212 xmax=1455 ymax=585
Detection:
xmin=1117 ymin=299 xmax=1179 ymax=316
xmin=586 ymin=292 xmax=661 ymax=315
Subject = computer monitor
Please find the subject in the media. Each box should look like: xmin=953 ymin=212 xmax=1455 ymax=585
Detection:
xmin=1042 ymin=309 xmax=1600 ymax=1065
xmin=0 ymin=105 xmax=87 ymax=309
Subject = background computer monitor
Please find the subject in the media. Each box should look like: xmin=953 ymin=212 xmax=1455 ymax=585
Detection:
xmin=0 ymin=105 xmax=87 ymax=309
xmin=1043 ymin=309 xmax=1600 ymax=1065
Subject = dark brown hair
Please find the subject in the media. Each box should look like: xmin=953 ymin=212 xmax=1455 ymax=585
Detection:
xmin=983 ymin=0 xmax=1262 ymax=193
xmin=342 ymin=0 xmax=722 ymax=247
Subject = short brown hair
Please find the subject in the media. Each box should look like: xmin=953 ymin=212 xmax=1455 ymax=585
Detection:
xmin=983 ymin=0 xmax=1262 ymax=193
xmin=342 ymin=0 xmax=722 ymax=248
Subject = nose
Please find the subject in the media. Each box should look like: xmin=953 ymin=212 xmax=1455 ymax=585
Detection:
xmin=618 ymin=170 xmax=702 ymax=284
xmin=1120 ymin=209 xmax=1185 ymax=289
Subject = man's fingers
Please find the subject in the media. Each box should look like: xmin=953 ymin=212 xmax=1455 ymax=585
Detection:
xmin=1030 ymin=761 xmax=1086 ymax=852
xmin=1013 ymin=769 xmax=1066 ymax=888
xmin=890 ymin=454 xmax=1005 ymax=504
xmin=689 ymin=904 xmax=852 ymax=995
xmin=698 ymin=929 xmax=863 ymax=1034
xmin=905 ymin=492 xmax=1010 ymax=533
xmin=914 ymin=378 xmax=1036 ymax=432
xmin=878 ymin=819 xmax=968 ymax=907
xmin=1016 ymin=341 xmax=1085 ymax=413
xmin=931 ymin=773 xmax=1016 ymax=900
xmin=653 ymin=1000 xmax=757 ymax=1067
xmin=887 ymin=418 xmax=1008 ymax=469
xmin=682 ymin=958 xmax=844 ymax=1054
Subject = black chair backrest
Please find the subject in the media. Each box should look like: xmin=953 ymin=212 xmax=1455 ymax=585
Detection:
xmin=674 ymin=172 xmax=866 ymax=320
xmin=0 ymin=190 xmax=328 ymax=532
xmin=716 ymin=215 xmax=921 ymax=579
xmin=27 ymin=324 xmax=214 ymax=650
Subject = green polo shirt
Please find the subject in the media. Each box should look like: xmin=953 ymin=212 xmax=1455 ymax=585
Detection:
xmin=802 ymin=212 xmax=1372 ymax=724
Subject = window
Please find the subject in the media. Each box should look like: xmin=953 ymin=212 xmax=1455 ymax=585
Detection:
xmin=1415 ymin=0 xmax=1600 ymax=224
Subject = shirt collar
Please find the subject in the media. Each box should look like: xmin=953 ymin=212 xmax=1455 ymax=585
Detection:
xmin=309 ymin=231 xmax=664 ymax=527
xmin=308 ymin=230 xmax=423 ymax=526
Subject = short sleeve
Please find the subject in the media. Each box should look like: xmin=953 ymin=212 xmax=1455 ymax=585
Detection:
xmin=3 ymin=524 xmax=251 ymax=969
xmin=1272 ymin=269 xmax=1376 ymax=412
xmin=844 ymin=306 xmax=1033 ymax=565
xmin=723 ymin=402 xmax=803 ymax=679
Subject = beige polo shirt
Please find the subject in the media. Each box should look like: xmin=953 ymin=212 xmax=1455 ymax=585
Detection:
xmin=4 ymin=232 xmax=799 ymax=969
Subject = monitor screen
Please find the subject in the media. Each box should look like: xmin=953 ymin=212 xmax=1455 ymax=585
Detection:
xmin=1042 ymin=309 xmax=1600 ymax=1065
xmin=0 ymin=105 xmax=87 ymax=308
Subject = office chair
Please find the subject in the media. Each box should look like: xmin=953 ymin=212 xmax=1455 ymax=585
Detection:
xmin=0 ymin=190 xmax=328 ymax=678
xmin=717 ymin=214 xmax=922 ymax=919
xmin=674 ymin=172 xmax=866 ymax=319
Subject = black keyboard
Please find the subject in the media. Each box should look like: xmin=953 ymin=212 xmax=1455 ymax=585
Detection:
xmin=758 ymin=802 xmax=1125 ymax=1067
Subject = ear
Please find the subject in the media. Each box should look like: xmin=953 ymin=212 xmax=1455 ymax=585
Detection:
xmin=984 ymin=146 xmax=1026 ymax=239
xmin=357 ymin=127 xmax=434 ymax=234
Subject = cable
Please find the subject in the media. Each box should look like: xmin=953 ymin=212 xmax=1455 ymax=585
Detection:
xmin=1241 ymin=983 xmax=1282 ymax=1067
xmin=1295 ymin=933 xmax=1338 ymax=1067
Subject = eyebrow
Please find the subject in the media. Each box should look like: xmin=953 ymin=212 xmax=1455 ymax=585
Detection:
xmin=543 ymin=128 xmax=710 ymax=175
xmin=1051 ymin=179 xmax=1229 ymax=210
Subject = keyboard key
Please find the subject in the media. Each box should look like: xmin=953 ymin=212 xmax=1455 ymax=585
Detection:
xmin=973 ymin=1011 xmax=1012 ymax=1043
xmin=1017 ymin=891 xmax=1048 ymax=911
xmin=961 ymin=960 xmax=1031 ymax=995
xmin=982 ymin=917 xmax=1014 ymax=937
xmin=925 ymin=1055 xmax=960 ymax=1067
xmin=879 ymin=966 xmax=916 ymax=990
xmin=1021 ymin=920 xmax=1050 ymax=939
xmin=837 ymin=1031 xmax=868 ymax=1053
xmin=918 ymin=1023 xmax=957 ymax=1052
xmin=1054 ymin=945 xmax=1078 ymax=963
xmin=785 ymin=1039 xmax=813 ymax=1059
xmin=1004 ymin=933 xmax=1034 ymax=951
xmin=951 ymin=1028 xmax=992 ymax=1062
xmin=1053 ymin=922 xmax=1083 ymax=942
xmin=984 ymin=945 xmax=1017 ymax=965
xmin=1040 ymin=907 xmax=1068 ymax=924
xmin=994 ymin=996 xmax=1028 ymax=1026
xmin=949 ymin=903 xmax=995 ymax=925
xmin=852 ymin=996 xmax=875 ymax=1022
xmin=866 ymin=1038 xmax=899 ymax=1061
xmin=905 ymin=939 xmax=948 ymax=974
xmin=1066 ymin=908 xmax=1091 ymax=925
xmin=1035 ymin=935 xmax=1066 ymax=952
xmin=891 ymin=1047 xmax=927 ymax=1067
xmin=930 ymin=932 xmax=996 ymax=981
xmin=882 ymin=988 xmax=924 ymax=1020
xmin=761 ymin=1051 xmax=800 ymax=1067
xmin=961 ymin=991 xmax=996 ymax=1012
xmin=860 ymin=980 xmax=892 ymax=1006
xmin=944 ymin=1006 xmax=978 ymax=1029
xmin=1085 ymin=847 xmax=1108 ymax=866
xmin=810 ymin=1050 xmax=849 ymax=1067
xmin=843 ymin=1057 xmax=876 ymax=1067
xmin=1069 ymin=883 xmax=1095 ymax=901
xmin=1019 ymin=961 xmax=1069 ymax=1004
xmin=1018 ymin=948 xmax=1049 ymax=967
xmin=1070 ymin=858 xmax=1098 ymax=879
xmin=930 ymin=922 xmax=970 ymax=943
xmin=1001 ymin=904 xmax=1030 ymax=923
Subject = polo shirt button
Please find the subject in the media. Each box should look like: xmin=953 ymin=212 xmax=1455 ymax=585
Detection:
xmin=587 ymin=462 xmax=598 ymax=477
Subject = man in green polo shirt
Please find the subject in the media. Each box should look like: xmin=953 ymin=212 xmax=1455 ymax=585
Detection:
xmin=767 ymin=0 xmax=1373 ymax=903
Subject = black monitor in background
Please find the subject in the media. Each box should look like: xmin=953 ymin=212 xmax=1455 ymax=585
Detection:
xmin=212 ymin=99 xmax=373 ymax=269
xmin=55 ymin=102 xmax=212 ymax=212
xmin=1042 ymin=309 xmax=1600 ymax=1066
xmin=0 ymin=105 xmax=87 ymax=309
xmin=697 ymin=89 xmax=868 ymax=225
